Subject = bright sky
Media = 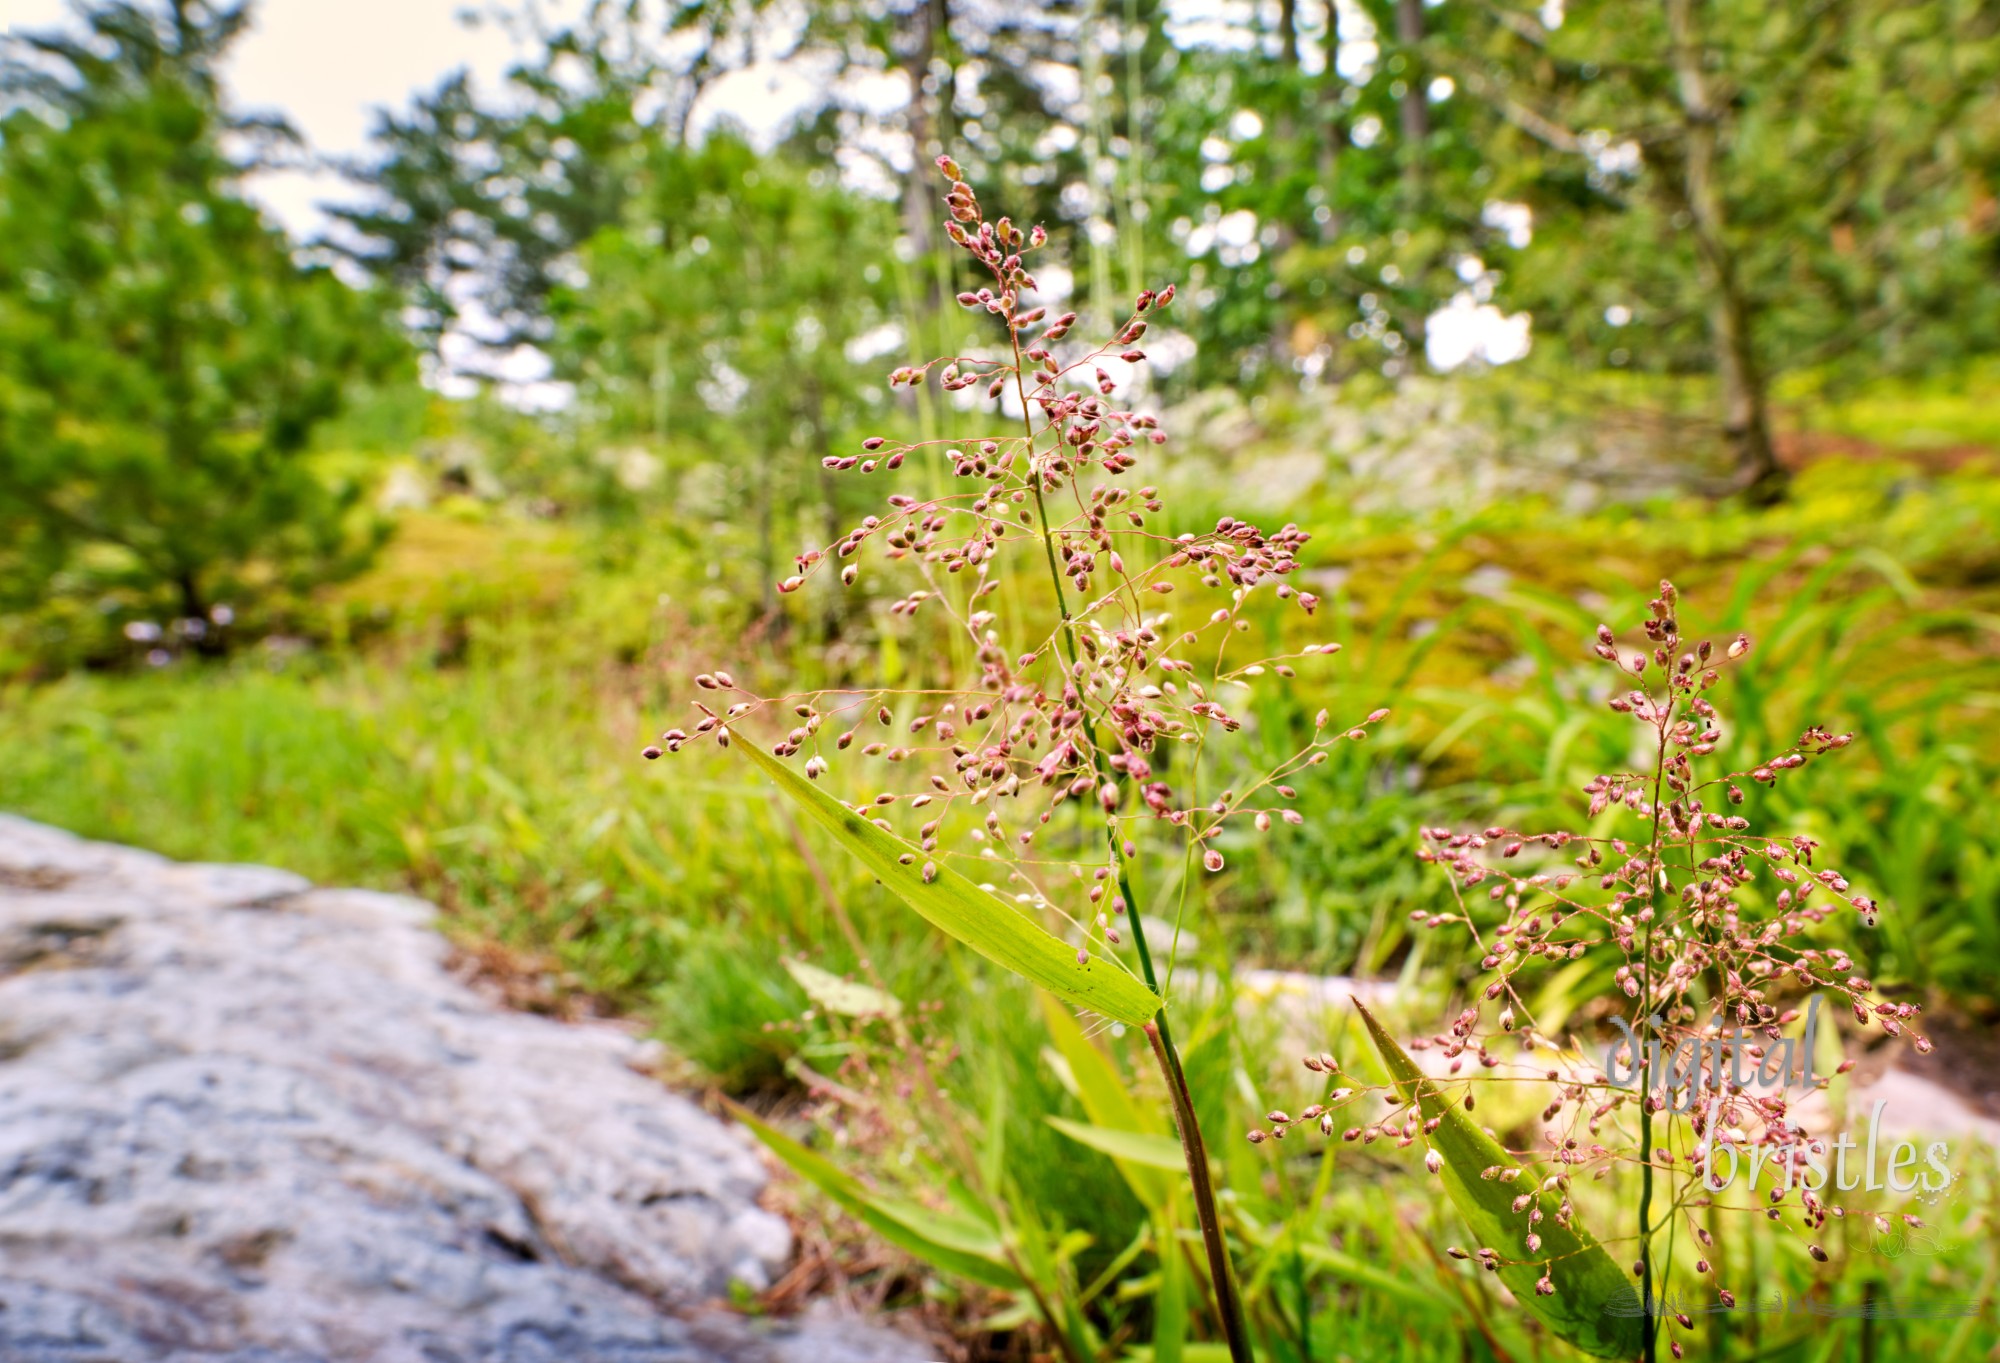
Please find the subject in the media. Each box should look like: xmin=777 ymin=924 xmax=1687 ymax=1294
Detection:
xmin=4 ymin=0 xmax=557 ymax=235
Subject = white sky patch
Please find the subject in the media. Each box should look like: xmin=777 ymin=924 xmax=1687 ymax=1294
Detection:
xmin=1163 ymin=0 xmax=1258 ymax=52
xmin=697 ymin=359 xmax=750 ymax=415
xmin=841 ymin=66 xmax=912 ymax=120
xmin=1481 ymin=200 xmax=1534 ymax=249
xmin=1025 ymin=262 xmax=1075 ymax=305
xmin=1331 ymin=0 xmax=1379 ymax=82
xmin=1027 ymin=58 xmax=1083 ymax=108
xmin=1142 ymin=328 xmax=1198 ymax=375
xmin=834 ymin=143 xmax=903 ymax=201
xmin=844 ymin=322 xmax=907 ymax=365
xmin=1584 ymin=130 xmax=1643 ymax=177
xmin=1215 ymin=209 xmax=1258 ymax=249
xmin=1426 ymin=294 xmax=1533 ymax=371
xmin=431 ymin=332 xmax=572 ymax=409
xmin=1185 ymin=209 xmax=1261 ymax=257
xmin=1036 ymin=123 xmax=1082 ymax=157
xmin=687 ymin=53 xmax=839 ymax=150
xmin=5 ymin=0 xmax=562 ymax=238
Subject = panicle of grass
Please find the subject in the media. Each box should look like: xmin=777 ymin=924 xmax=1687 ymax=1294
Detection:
xmin=650 ymin=157 xmax=1383 ymax=978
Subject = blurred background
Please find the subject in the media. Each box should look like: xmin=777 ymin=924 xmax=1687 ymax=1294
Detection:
xmin=2 ymin=0 xmax=1998 ymax=1357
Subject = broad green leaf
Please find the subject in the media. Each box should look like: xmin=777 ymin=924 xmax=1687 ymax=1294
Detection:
xmin=1046 ymin=1117 xmax=1189 ymax=1173
xmin=737 ymin=739 xmax=1160 ymax=1025
xmin=728 ymin=1103 xmax=1023 ymax=1290
xmin=1040 ymin=993 xmax=1156 ymax=1131
xmin=1040 ymin=992 xmax=1173 ymax=1208
xmin=1042 ymin=1046 xmax=1080 ymax=1097
xmin=1355 ymin=1002 xmax=1646 ymax=1359
xmin=781 ymin=957 xmax=902 ymax=1018
xmin=972 ymin=1301 xmax=1039 ymax=1332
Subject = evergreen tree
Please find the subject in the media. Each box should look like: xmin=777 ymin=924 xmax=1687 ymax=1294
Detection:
xmin=0 ymin=0 xmax=404 ymax=628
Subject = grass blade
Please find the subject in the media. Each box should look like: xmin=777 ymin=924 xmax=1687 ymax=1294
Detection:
xmin=736 ymin=738 xmax=1161 ymax=1025
xmin=1041 ymin=992 xmax=1173 ymax=1207
xmin=729 ymin=1103 xmax=1024 ymax=1290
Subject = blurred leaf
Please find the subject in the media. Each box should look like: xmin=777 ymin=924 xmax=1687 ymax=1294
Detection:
xmin=1294 ymin=1242 xmax=1458 ymax=1310
xmin=781 ymin=958 xmax=902 ymax=1018
xmin=1046 ymin=1117 xmax=1188 ymax=1174
xmin=1152 ymin=1217 xmax=1187 ymax=1363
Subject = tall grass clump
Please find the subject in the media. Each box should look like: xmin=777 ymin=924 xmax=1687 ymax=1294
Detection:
xmin=649 ymin=159 xmax=1940 ymax=1361
xmin=1274 ymin=582 xmax=1940 ymax=1361
xmin=649 ymin=155 xmax=1394 ymax=1360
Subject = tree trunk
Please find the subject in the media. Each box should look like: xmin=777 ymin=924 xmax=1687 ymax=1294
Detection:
xmin=1266 ymin=0 xmax=1302 ymax=362
xmin=175 ymin=569 xmax=225 ymax=656
xmin=176 ymin=570 xmax=206 ymax=625
xmin=1665 ymin=0 xmax=1787 ymax=503
xmin=899 ymin=0 xmax=953 ymax=329
xmin=1276 ymin=0 xmax=1299 ymax=146
xmin=1317 ymin=4 xmax=1347 ymax=241
xmin=1395 ymin=0 xmax=1429 ymax=205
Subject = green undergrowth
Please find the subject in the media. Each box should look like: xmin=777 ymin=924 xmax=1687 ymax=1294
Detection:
xmin=4 ymin=438 xmax=1999 ymax=1354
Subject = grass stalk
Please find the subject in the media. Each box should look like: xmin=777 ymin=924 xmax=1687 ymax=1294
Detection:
xmin=1146 ymin=1018 xmax=1254 ymax=1362
xmin=1011 ymin=329 xmax=1252 ymax=1362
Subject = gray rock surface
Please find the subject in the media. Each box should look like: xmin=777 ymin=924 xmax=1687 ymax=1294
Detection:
xmin=0 ymin=815 xmax=930 ymax=1363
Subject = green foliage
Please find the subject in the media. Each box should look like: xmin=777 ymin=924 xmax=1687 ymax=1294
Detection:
xmin=2 ymin=3 xmax=1999 ymax=1355
xmin=329 ymin=1 xmax=659 ymax=355
xmin=547 ymin=136 xmax=900 ymax=602
xmin=1476 ymin=0 xmax=2000 ymax=386
xmin=732 ymin=1103 xmax=1029 ymax=1291
xmin=0 ymin=1 xmax=404 ymax=647
xmin=4 ymin=470 xmax=1999 ymax=1355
